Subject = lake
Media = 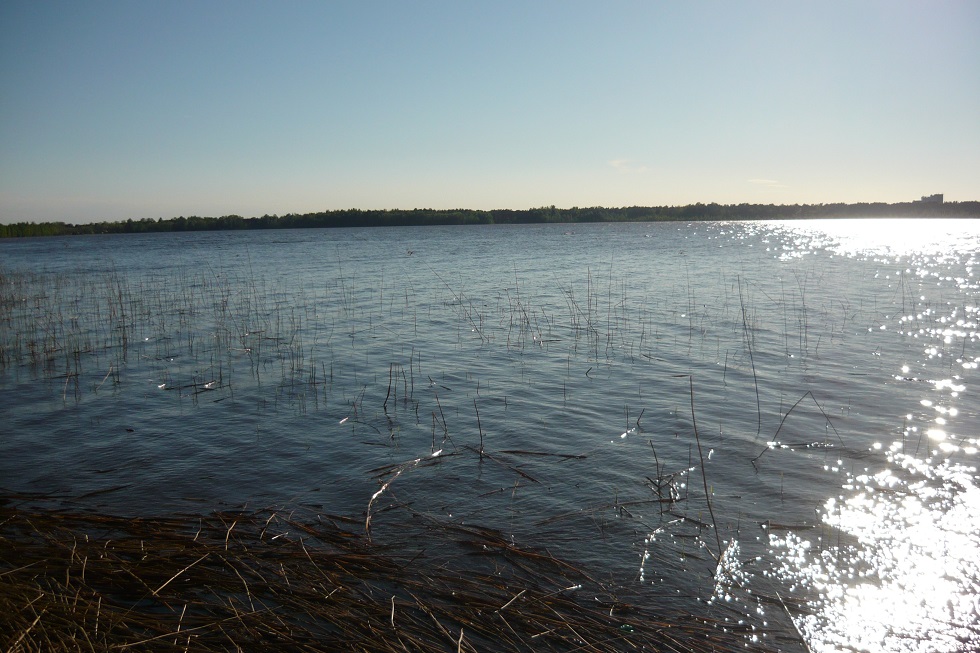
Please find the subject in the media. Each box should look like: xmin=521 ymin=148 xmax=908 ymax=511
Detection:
xmin=1 ymin=219 xmax=978 ymax=651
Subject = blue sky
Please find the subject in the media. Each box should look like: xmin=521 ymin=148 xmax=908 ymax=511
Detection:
xmin=1 ymin=1 xmax=978 ymax=224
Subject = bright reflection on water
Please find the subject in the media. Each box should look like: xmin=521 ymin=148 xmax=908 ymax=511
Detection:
xmin=760 ymin=218 xmax=980 ymax=652
xmin=768 ymin=218 xmax=980 ymax=259
xmin=769 ymin=449 xmax=979 ymax=652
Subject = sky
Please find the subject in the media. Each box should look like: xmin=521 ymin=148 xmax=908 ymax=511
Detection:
xmin=1 ymin=1 xmax=978 ymax=224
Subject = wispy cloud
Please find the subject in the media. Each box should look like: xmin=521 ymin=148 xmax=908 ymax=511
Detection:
xmin=609 ymin=159 xmax=650 ymax=174
xmin=748 ymin=178 xmax=789 ymax=190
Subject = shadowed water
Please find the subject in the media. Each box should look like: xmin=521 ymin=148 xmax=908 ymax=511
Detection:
xmin=1 ymin=218 xmax=977 ymax=651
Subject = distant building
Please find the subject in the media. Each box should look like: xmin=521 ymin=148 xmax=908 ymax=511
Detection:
xmin=915 ymin=194 xmax=944 ymax=203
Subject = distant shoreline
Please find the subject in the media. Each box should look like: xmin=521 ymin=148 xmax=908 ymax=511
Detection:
xmin=2 ymin=201 xmax=978 ymax=238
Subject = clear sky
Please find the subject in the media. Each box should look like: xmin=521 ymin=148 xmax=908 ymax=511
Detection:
xmin=1 ymin=1 xmax=978 ymax=224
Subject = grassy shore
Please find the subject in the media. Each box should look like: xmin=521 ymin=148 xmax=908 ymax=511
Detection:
xmin=0 ymin=494 xmax=781 ymax=652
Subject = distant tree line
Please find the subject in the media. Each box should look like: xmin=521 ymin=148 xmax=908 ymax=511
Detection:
xmin=1 ymin=201 xmax=978 ymax=239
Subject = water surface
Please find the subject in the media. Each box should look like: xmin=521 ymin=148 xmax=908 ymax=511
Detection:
xmin=2 ymin=218 xmax=977 ymax=651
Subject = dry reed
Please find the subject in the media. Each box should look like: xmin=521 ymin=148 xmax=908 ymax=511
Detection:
xmin=1 ymin=495 xmax=776 ymax=652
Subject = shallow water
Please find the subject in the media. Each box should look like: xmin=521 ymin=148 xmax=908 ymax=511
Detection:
xmin=2 ymin=218 xmax=978 ymax=650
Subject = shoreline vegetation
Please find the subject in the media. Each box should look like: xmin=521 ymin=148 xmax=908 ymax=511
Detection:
xmin=2 ymin=200 xmax=978 ymax=238
xmin=1 ymin=495 xmax=775 ymax=652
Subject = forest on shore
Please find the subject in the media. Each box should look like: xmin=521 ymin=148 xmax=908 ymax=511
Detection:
xmin=2 ymin=200 xmax=978 ymax=238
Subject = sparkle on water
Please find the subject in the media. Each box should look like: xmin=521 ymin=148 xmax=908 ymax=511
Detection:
xmin=763 ymin=218 xmax=980 ymax=652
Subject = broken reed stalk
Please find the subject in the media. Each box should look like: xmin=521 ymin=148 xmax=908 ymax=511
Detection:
xmin=689 ymin=377 xmax=723 ymax=559
xmin=384 ymin=362 xmax=393 ymax=410
xmin=750 ymin=390 xmax=842 ymax=467
xmin=366 ymin=466 xmax=406 ymax=538
xmin=433 ymin=390 xmax=458 ymax=453
xmin=737 ymin=276 xmax=762 ymax=437
xmin=474 ymin=398 xmax=484 ymax=457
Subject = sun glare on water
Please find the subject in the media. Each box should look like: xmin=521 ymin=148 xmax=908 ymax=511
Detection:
xmin=768 ymin=447 xmax=979 ymax=652
xmin=773 ymin=218 xmax=980 ymax=259
xmin=763 ymin=218 xmax=980 ymax=652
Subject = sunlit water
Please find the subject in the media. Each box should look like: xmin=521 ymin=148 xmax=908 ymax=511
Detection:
xmin=1 ymin=218 xmax=977 ymax=651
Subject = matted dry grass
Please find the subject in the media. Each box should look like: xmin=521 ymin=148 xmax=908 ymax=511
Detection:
xmin=1 ymin=495 xmax=774 ymax=652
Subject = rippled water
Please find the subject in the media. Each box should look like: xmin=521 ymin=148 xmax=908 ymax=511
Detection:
xmin=1 ymin=219 xmax=978 ymax=651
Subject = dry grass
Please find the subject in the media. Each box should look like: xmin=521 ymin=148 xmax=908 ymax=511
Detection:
xmin=1 ymin=495 xmax=774 ymax=652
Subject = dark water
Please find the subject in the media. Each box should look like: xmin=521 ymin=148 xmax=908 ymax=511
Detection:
xmin=2 ymin=219 xmax=978 ymax=651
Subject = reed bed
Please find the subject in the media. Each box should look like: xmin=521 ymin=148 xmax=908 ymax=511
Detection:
xmin=0 ymin=496 xmax=775 ymax=653
xmin=0 ymin=243 xmax=863 ymax=653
